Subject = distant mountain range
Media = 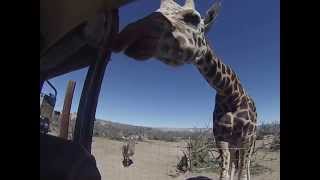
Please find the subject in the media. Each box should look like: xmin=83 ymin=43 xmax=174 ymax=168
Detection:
xmin=50 ymin=112 xmax=279 ymax=141
xmin=93 ymin=119 xmax=210 ymax=141
xmin=95 ymin=119 xmax=210 ymax=132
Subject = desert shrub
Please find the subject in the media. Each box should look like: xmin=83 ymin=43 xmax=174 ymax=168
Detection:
xmin=270 ymin=135 xmax=280 ymax=151
xmin=251 ymin=162 xmax=273 ymax=176
xmin=176 ymin=132 xmax=220 ymax=173
xmin=138 ymin=135 xmax=143 ymax=141
xmin=177 ymin=153 xmax=189 ymax=172
xmin=256 ymin=122 xmax=280 ymax=140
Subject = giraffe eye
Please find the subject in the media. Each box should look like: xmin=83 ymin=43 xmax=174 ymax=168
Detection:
xmin=183 ymin=13 xmax=201 ymax=26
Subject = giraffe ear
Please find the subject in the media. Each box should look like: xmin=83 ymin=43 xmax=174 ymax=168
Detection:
xmin=203 ymin=0 xmax=222 ymax=32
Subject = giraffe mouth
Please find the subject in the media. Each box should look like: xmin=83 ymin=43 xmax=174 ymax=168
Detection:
xmin=124 ymin=36 xmax=160 ymax=60
xmin=111 ymin=12 xmax=170 ymax=60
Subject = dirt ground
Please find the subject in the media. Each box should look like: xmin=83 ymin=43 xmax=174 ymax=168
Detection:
xmin=92 ymin=137 xmax=279 ymax=180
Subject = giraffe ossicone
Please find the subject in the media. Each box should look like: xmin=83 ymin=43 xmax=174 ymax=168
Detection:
xmin=112 ymin=1 xmax=257 ymax=180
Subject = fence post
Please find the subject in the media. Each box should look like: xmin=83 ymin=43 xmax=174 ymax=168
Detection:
xmin=59 ymin=80 xmax=76 ymax=139
xmin=188 ymin=136 xmax=192 ymax=171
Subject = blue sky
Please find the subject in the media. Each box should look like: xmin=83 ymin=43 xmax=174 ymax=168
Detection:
xmin=42 ymin=0 xmax=279 ymax=128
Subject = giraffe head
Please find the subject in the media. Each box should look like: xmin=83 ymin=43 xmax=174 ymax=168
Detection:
xmin=112 ymin=0 xmax=221 ymax=66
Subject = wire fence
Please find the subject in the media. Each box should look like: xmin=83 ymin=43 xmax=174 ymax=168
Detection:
xmin=46 ymin=115 xmax=279 ymax=179
xmin=91 ymin=137 xmax=280 ymax=180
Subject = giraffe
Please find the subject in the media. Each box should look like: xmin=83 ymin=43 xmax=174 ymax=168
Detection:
xmin=112 ymin=1 xmax=257 ymax=180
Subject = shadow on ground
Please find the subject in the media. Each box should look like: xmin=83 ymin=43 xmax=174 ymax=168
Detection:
xmin=186 ymin=176 xmax=213 ymax=180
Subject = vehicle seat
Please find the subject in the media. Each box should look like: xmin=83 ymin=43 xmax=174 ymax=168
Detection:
xmin=40 ymin=134 xmax=101 ymax=180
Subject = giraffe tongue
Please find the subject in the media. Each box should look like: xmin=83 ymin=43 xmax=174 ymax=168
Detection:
xmin=124 ymin=37 xmax=158 ymax=60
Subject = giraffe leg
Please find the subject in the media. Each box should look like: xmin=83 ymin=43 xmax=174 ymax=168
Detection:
xmin=237 ymin=148 xmax=247 ymax=180
xmin=217 ymin=141 xmax=231 ymax=180
xmin=247 ymin=137 xmax=255 ymax=180
xmin=229 ymin=153 xmax=235 ymax=180
xmin=237 ymin=141 xmax=253 ymax=180
xmin=229 ymin=147 xmax=239 ymax=180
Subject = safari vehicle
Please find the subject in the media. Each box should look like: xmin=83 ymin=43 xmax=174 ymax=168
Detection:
xmin=40 ymin=1 xmax=138 ymax=179
xmin=40 ymin=80 xmax=57 ymax=134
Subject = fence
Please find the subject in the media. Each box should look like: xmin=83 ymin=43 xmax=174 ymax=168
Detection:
xmin=91 ymin=137 xmax=280 ymax=180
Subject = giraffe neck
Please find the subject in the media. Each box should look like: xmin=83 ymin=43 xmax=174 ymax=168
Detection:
xmin=193 ymin=45 xmax=246 ymax=98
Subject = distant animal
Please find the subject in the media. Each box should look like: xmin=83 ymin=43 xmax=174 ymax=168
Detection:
xmin=121 ymin=136 xmax=136 ymax=167
xmin=177 ymin=152 xmax=189 ymax=172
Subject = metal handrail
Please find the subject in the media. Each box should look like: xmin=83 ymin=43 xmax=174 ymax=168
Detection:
xmin=46 ymin=80 xmax=57 ymax=97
